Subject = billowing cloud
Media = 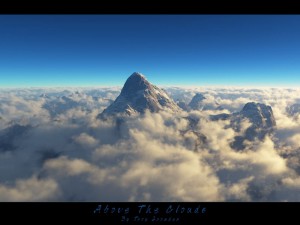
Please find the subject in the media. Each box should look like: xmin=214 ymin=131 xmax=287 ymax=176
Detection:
xmin=1 ymin=87 xmax=300 ymax=201
xmin=0 ymin=176 xmax=59 ymax=201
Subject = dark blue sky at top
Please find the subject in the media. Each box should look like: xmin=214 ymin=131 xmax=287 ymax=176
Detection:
xmin=0 ymin=15 xmax=300 ymax=87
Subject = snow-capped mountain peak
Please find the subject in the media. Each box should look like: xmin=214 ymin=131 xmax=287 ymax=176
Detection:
xmin=98 ymin=72 xmax=180 ymax=118
xmin=120 ymin=72 xmax=151 ymax=97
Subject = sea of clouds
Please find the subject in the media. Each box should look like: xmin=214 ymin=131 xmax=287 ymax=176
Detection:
xmin=1 ymin=87 xmax=300 ymax=201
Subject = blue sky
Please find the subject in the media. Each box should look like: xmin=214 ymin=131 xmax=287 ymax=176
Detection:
xmin=0 ymin=15 xmax=300 ymax=87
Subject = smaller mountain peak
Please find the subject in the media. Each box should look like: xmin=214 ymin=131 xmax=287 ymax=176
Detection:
xmin=242 ymin=102 xmax=272 ymax=114
xmin=194 ymin=93 xmax=206 ymax=100
xmin=188 ymin=93 xmax=206 ymax=110
xmin=242 ymin=102 xmax=260 ymax=111
xmin=241 ymin=102 xmax=276 ymax=128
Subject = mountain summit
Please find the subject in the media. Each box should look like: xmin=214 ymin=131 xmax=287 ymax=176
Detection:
xmin=240 ymin=102 xmax=276 ymax=129
xmin=98 ymin=72 xmax=180 ymax=118
xmin=188 ymin=93 xmax=206 ymax=110
xmin=210 ymin=102 xmax=276 ymax=150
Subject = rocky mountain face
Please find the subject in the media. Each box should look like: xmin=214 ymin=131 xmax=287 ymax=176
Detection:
xmin=211 ymin=102 xmax=276 ymax=150
xmin=239 ymin=102 xmax=276 ymax=129
xmin=98 ymin=72 xmax=180 ymax=118
xmin=96 ymin=72 xmax=277 ymax=152
xmin=188 ymin=93 xmax=206 ymax=110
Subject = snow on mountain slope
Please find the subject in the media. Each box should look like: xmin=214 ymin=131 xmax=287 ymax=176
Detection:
xmin=98 ymin=72 xmax=181 ymax=118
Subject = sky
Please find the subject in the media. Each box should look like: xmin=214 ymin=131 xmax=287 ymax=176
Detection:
xmin=0 ymin=15 xmax=300 ymax=87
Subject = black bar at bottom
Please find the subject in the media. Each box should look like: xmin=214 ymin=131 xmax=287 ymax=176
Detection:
xmin=0 ymin=202 xmax=298 ymax=224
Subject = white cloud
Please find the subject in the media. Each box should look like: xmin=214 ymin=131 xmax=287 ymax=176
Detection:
xmin=73 ymin=133 xmax=99 ymax=147
xmin=0 ymin=176 xmax=59 ymax=201
xmin=0 ymin=87 xmax=300 ymax=201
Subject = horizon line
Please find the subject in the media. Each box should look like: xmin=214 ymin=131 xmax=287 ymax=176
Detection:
xmin=0 ymin=84 xmax=299 ymax=89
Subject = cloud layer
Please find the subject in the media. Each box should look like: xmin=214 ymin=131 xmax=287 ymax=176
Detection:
xmin=1 ymin=87 xmax=300 ymax=201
